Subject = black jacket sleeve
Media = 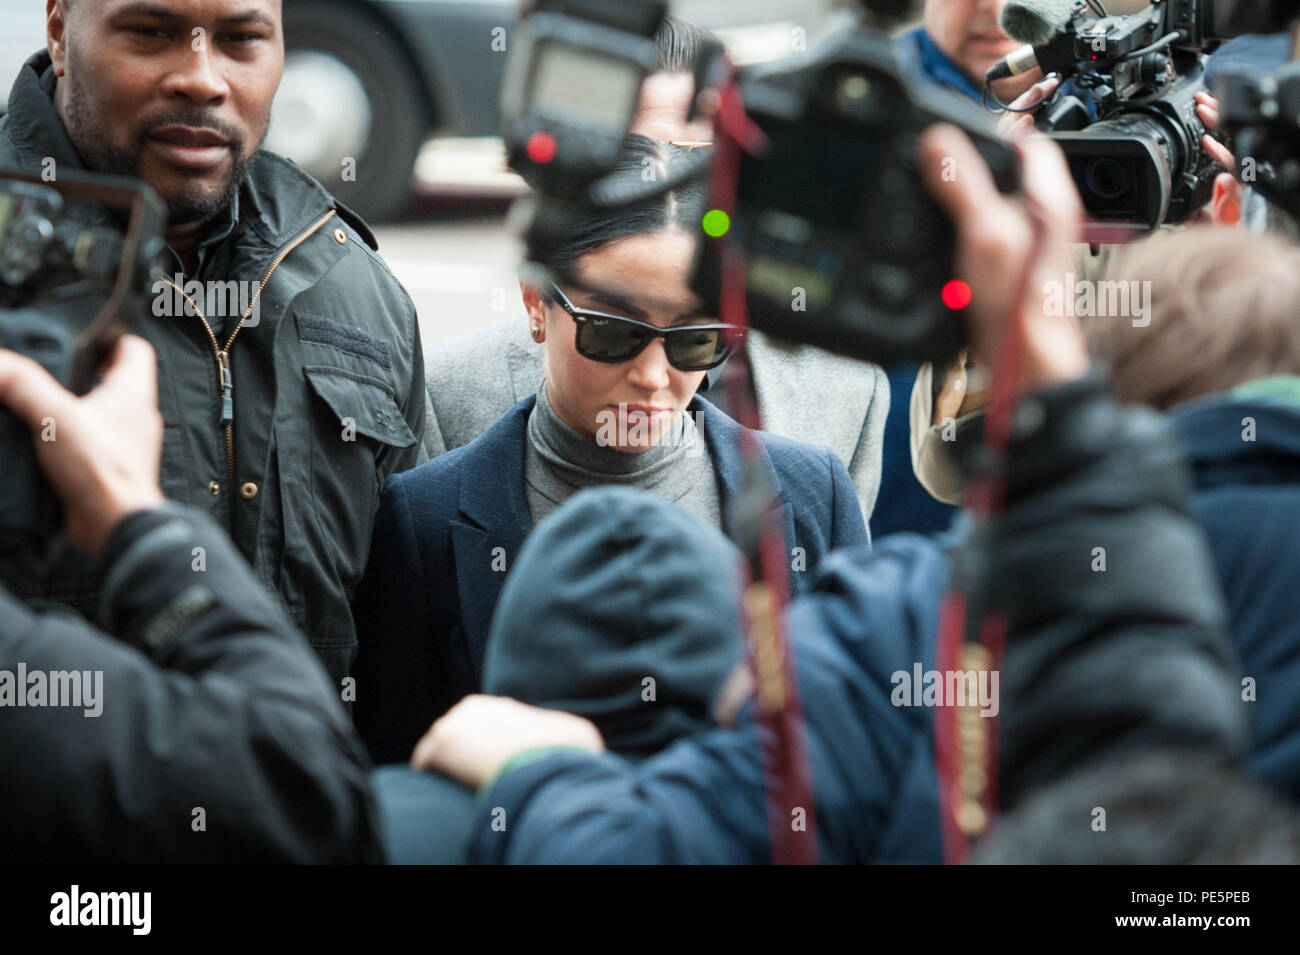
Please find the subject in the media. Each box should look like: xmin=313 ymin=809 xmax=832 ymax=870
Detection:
xmin=963 ymin=374 xmax=1249 ymax=809
xmin=0 ymin=503 xmax=383 ymax=863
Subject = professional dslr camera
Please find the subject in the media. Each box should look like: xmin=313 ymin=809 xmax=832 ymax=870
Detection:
xmin=499 ymin=0 xmax=671 ymax=269
xmin=0 ymin=169 xmax=165 ymax=543
xmin=500 ymin=0 xmax=1019 ymax=366
xmin=991 ymin=0 xmax=1296 ymax=232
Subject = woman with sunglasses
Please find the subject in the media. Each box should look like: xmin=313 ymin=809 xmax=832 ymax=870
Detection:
xmin=351 ymin=137 xmax=867 ymax=764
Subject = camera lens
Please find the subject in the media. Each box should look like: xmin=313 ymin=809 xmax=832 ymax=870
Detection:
xmin=1086 ymin=158 xmax=1132 ymax=200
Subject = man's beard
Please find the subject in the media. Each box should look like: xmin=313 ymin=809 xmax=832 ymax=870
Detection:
xmin=62 ymin=71 xmax=263 ymax=226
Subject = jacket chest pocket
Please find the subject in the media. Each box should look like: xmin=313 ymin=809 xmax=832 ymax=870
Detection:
xmin=303 ymin=365 xmax=418 ymax=452
xmin=275 ymin=353 xmax=416 ymax=647
xmin=290 ymin=363 xmax=416 ymax=568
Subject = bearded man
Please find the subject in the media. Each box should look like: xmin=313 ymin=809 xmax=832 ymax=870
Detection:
xmin=0 ymin=0 xmax=428 ymax=688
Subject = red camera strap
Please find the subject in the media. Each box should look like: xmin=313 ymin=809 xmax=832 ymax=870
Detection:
xmin=711 ymin=72 xmax=818 ymax=866
xmin=935 ymin=167 xmax=1050 ymax=864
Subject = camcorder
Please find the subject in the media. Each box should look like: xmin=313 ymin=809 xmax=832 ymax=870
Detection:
xmin=0 ymin=169 xmax=166 ymax=544
xmin=992 ymin=0 xmax=1299 ymax=232
xmin=501 ymin=0 xmax=1020 ymax=367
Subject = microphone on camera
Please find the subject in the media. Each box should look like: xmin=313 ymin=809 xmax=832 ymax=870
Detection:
xmin=986 ymin=0 xmax=1080 ymax=82
xmin=986 ymin=44 xmax=1048 ymax=82
xmin=1000 ymin=0 xmax=1080 ymax=46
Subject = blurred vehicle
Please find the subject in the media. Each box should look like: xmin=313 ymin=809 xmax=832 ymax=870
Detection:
xmin=270 ymin=0 xmax=515 ymax=221
xmin=1 ymin=0 xmax=515 ymax=222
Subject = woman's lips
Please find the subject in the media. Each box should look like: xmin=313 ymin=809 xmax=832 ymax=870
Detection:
xmin=613 ymin=404 xmax=672 ymax=424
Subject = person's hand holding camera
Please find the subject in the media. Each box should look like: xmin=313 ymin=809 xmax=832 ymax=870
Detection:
xmin=0 ymin=336 xmax=164 ymax=554
xmin=995 ymin=75 xmax=1062 ymax=141
xmin=918 ymin=124 xmax=1090 ymax=394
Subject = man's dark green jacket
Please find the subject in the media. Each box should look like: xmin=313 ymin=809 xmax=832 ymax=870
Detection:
xmin=1 ymin=52 xmax=428 ymax=687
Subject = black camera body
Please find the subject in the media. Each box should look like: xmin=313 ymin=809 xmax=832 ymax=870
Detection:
xmin=0 ymin=169 xmax=165 ymax=543
xmin=501 ymin=0 xmax=666 ymax=198
xmin=690 ymin=25 xmax=1019 ymax=365
xmin=1214 ymin=60 xmax=1300 ymax=222
xmin=500 ymin=0 xmax=670 ymax=272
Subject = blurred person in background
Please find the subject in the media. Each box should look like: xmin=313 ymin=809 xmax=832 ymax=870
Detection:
xmin=352 ymin=136 xmax=867 ymax=765
xmin=423 ymin=15 xmax=891 ymax=525
xmin=874 ymin=0 xmax=1052 ymax=537
xmin=898 ymin=0 xmax=1045 ymax=104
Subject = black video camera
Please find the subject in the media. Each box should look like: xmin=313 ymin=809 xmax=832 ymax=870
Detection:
xmin=500 ymin=0 xmax=1019 ymax=366
xmin=0 ymin=169 xmax=166 ymax=544
xmin=994 ymin=0 xmax=1237 ymax=233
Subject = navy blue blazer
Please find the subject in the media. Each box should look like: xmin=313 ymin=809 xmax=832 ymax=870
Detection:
xmin=352 ymin=394 xmax=868 ymax=764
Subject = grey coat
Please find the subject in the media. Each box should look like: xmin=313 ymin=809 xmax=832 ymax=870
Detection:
xmin=424 ymin=318 xmax=889 ymax=521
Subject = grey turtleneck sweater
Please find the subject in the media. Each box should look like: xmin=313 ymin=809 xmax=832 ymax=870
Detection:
xmin=524 ymin=386 xmax=723 ymax=529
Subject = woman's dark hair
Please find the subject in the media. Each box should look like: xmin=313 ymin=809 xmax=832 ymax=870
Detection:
xmin=546 ymin=135 xmax=710 ymax=276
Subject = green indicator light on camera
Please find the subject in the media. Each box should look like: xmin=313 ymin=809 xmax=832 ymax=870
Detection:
xmin=702 ymin=210 xmax=730 ymax=237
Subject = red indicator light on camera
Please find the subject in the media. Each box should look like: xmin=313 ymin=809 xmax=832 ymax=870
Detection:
xmin=526 ymin=132 xmax=557 ymax=164
xmin=942 ymin=279 xmax=972 ymax=310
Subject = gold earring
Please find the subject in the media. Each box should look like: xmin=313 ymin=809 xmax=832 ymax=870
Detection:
xmin=530 ymin=324 xmax=543 ymax=342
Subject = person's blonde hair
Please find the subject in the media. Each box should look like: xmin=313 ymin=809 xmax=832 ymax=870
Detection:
xmin=1085 ymin=227 xmax=1300 ymax=411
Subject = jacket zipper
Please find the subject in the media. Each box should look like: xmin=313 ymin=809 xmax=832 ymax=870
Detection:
xmin=163 ymin=209 xmax=338 ymax=494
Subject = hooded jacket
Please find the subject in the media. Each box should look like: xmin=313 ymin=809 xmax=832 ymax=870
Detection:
xmin=1 ymin=53 xmax=427 ymax=687
xmin=373 ymin=486 xmax=744 ymax=864
xmin=484 ymin=485 xmax=744 ymax=754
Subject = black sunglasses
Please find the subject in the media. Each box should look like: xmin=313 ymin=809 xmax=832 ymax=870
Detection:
xmin=546 ymin=282 xmax=741 ymax=372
